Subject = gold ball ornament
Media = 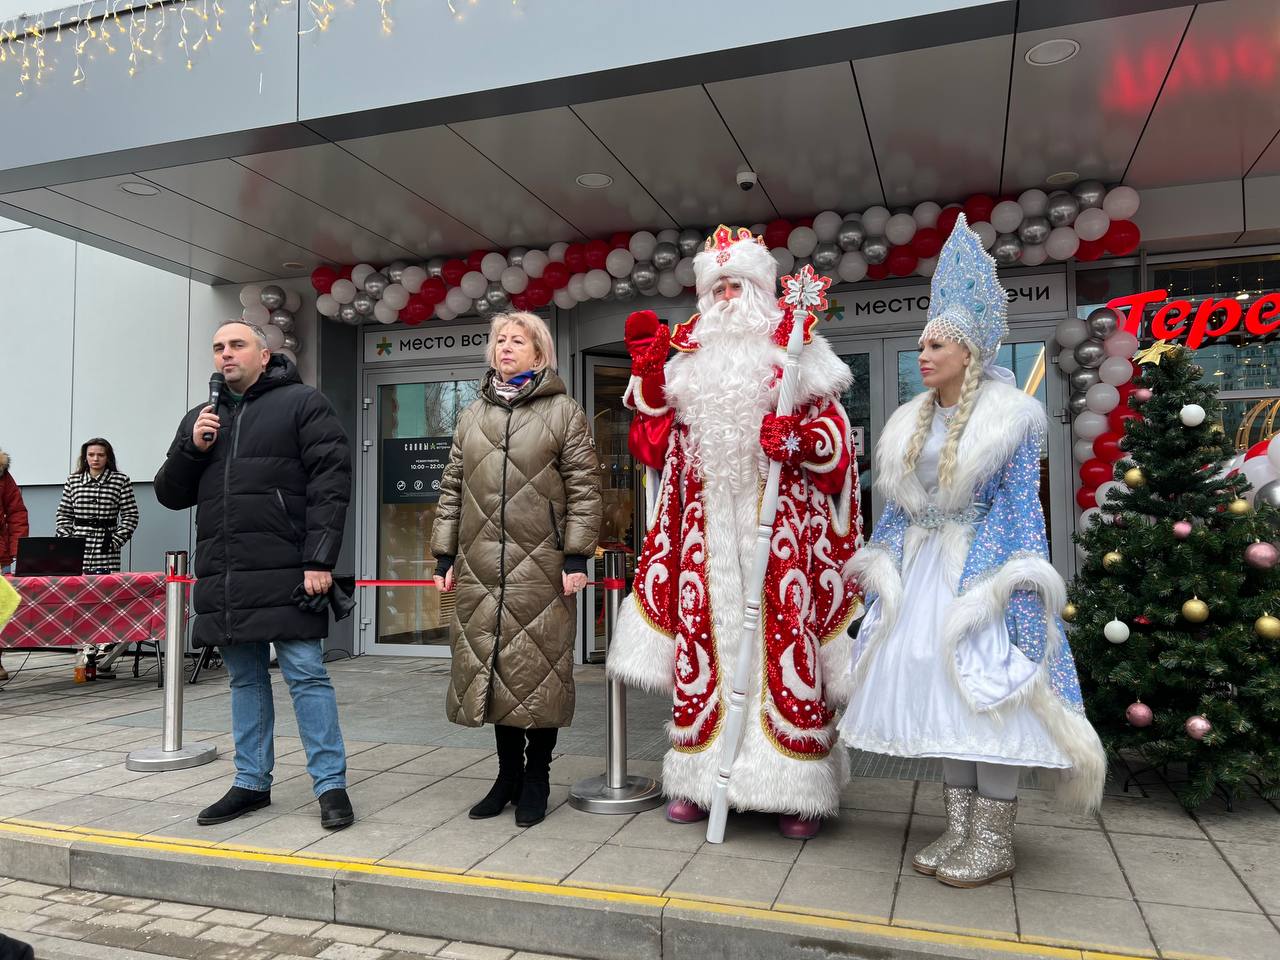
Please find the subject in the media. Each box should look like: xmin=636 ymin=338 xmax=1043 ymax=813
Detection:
xmin=1123 ymin=467 xmax=1146 ymax=489
xmin=1181 ymin=597 xmax=1210 ymax=623
xmin=1227 ymin=498 xmax=1252 ymax=517
xmin=1062 ymin=603 xmax=1079 ymax=623
xmin=1255 ymin=614 xmax=1280 ymax=640
xmin=1102 ymin=551 xmax=1124 ymax=571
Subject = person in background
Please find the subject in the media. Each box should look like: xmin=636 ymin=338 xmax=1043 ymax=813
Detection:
xmin=56 ymin=438 xmax=139 ymax=574
xmin=0 ymin=446 xmax=29 ymax=681
xmin=432 ymin=311 xmax=602 ymax=829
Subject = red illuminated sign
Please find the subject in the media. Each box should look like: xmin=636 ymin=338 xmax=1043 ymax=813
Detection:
xmin=1106 ymin=289 xmax=1280 ymax=349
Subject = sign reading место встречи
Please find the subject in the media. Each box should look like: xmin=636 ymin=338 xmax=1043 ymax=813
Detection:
xmin=365 ymin=323 xmax=491 ymax=363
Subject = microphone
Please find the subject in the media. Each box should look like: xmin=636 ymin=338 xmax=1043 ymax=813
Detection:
xmin=204 ymin=373 xmax=226 ymax=443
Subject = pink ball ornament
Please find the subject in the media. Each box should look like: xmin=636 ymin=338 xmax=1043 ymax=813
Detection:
xmin=1185 ymin=715 xmax=1212 ymax=740
xmin=1172 ymin=520 xmax=1192 ymax=540
xmin=1126 ymin=702 xmax=1153 ymax=727
xmin=1245 ymin=541 xmax=1279 ymax=570
xmin=1132 ymin=388 xmax=1153 ymax=404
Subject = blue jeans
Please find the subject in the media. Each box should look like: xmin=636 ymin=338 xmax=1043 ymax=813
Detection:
xmin=219 ymin=640 xmax=347 ymax=797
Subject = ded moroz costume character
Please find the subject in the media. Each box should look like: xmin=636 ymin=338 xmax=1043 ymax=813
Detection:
xmin=838 ymin=214 xmax=1105 ymax=886
xmin=608 ymin=226 xmax=863 ymax=839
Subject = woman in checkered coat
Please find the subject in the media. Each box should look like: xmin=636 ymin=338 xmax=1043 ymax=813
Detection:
xmin=55 ymin=438 xmax=139 ymax=574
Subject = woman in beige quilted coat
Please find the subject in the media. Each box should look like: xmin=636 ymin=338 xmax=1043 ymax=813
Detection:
xmin=432 ymin=311 xmax=601 ymax=827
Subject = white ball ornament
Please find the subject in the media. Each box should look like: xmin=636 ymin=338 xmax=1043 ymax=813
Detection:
xmin=1179 ymin=404 xmax=1206 ymax=427
xmin=885 ymin=213 xmax=917 ymax=246
xmin=1104 ymin=619 xmax=1130 ymax=644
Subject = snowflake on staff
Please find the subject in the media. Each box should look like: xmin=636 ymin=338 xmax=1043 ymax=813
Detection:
xmin=779 ymin=265 xmax=832 ymax=313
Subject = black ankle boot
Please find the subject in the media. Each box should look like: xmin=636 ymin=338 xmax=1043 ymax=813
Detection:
xmin=318 ymin=788 xmax=355 ymax=830
xmin=197 ymin=786 xmax=270 ymax=825
xmin=515 ymin=779 xmax=550 ymax=827
xmin=515 ymin=728 xmax=557 ymax=827
xmin=469 ymin=776 xmax=522 ymax=819
xmin=471 ymin=724 xmax=525 ymax=820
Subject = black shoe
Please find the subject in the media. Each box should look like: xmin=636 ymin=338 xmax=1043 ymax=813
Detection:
xmin=318 ymin=788 xmax=355 ymax=830
xmin=469 ymin=777 xmax=522 ymax=819
xmin=514 ymin=779 xmax=550 ymax=828
xmin=197 ymin=786 xmax=270 ymax=825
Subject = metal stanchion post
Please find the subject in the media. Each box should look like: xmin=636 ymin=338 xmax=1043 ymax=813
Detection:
xmin=126 ymin=552 xmax=218 ymax=772
xmin=569 ymin=550 xmax=663 ymax=814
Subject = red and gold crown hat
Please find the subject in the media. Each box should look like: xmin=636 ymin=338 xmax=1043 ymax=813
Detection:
xmin=692 ymin=224 xmax=777 ymax=298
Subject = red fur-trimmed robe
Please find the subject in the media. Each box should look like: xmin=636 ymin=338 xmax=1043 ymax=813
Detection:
xmin=608 ymin=312 xmax=864 ymax=817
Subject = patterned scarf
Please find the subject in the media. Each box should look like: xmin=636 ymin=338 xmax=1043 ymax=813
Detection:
xmin=493 ymin=370 xmax=537 ymax=403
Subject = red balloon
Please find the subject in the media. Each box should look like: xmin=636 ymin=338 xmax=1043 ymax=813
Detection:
xmin=610 ymin=232 xmax=631 ymax=250
xmin=795 ymin=216 xmax=814 ymax=228
xmin=584 ymin=239 xmax=610 ymax=270
xmin=910 ymin=227 xmax=943 ymax=258
xmin=1104 ymin=220 xmax=1141 ymax=256
xmin=1080 ymin=459 xmax=1114 ymax=488
xmin=336 ymin=265 xmax=353 ymax=281
xmin=765 ymin=219 xmax=793 ymax=249
xmin=1246 ymin=439 xmax=1271 ymax=460
xmin=887 ymin=245 xmax=918 ymax=277
xmin=866 ymin=262 xmax=891 ymax=281
xmin=1076 ymin=486 xmax=1098 ymax=510
xmin=510 ymin=292 xmax=532 ymax=311
xmin=564 ymin=244 xmax=587 ymax=273
xmin=1075 ymin=237 xmax=1106 ymax=261
xmin=420 ymin=277 xmax=447 ymax=305
xmin=441 ymin=259 xmax=467 ymax=287
xmin=963 ymin=194 xmax=995 ymax=223
xmin=936 ymin=206 xmax=962 ymax=238
xmin=1109 ymin=407 xmax=1141 ymax=433
xmin=1093 ymin=434 xmax=1124 ymax=462
xmin=526 ymin=279 xmax=552 ymax=308
xmin=401 ymin=298 xmax=431 ymax=325
xmin=467 ymin=251 xmax=488 ymax=272
xmin=310 ymin=265 xmax=337 ymax=294
xmin=543 ymin=261 xmax=570 ymax=290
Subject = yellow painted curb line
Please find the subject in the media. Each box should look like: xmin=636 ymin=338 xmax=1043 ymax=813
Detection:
xmin=0 ymin=819 xmax=1181 ymax=960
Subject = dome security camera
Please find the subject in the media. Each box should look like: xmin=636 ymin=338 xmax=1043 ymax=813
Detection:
xmin=736 ymin=169 xmax=758 ymax=192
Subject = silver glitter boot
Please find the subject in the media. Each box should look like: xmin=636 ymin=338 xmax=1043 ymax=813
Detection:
xmin=912 ymin=785 xmax=975 ymax=876
xmin=936 ymin=795 xmax=1017 ymax=888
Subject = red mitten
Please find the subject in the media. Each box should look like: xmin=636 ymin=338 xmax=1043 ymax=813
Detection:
xmin=624 ymin=310 xmax=670 ymax=378
xmin=760 ymin=413 xmax=805 ymax=464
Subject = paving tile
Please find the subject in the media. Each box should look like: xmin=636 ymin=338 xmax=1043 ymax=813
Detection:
xmin=252 ymin=931 xmax=331 ymax=956
xmin=145 ymin=810 xmax=279 ymax=844
xmin=367 ymin=775 xmax=487 ymax=827
xmin=1218 ymin=841 xmax=1280 ymax=914
xmin=197 ymin=923 xmax=271 ymax=945
xmin=82 ymin=925 xmax=157 ymax=950
xmin=348 ymin=744 xmax=436 ymax=771
xmin=1111 ymin=833 xmax=1259 ymax=911
xmin=564 ymin=842 xmax=693 ymax=894
xmin=1099 ymin=794 xmax=1205 ymax=840
xmin=381 ymin=819 xmax=521 ymax=873
xmin=139 ymin=932 xmax=219 ymax=959
xmin=519 ymin=801 xmax=632 ymax=843
xmin=351 ymin=771 xmax=449 ymax=817
xmin=87 ymin=910 xmax=153 ymax=929
xmin=142 ymin=916 xmax=212 ymax=937
xmin=1012 ymin=788 xmax=1102 ymax=830
xmin=0 ymin=879 xmax=59 ymax=896
xmin=0 ymin=894 xmax=50 ymax=913
xmin=44 ymin=887 xmax=107 ymax=906
xmin=1015 ymin=888 xmax=1156 ymax=956
xmin=220 ymin=813 xmax=334 ymax=854
xmin=470 ymin=833 xmax=600 ymax=883
xmin=0 ymin=906 xmax=44 ymax=931
xmin=317 ymin=942 xmax=392 ymax=960
xmin=144 ymin=901 xmax=212 ymax=920
xmin=29 ymin=916 xmax=97 ymax=939
xmin=392 ymin=747 xmax=493 ymax=777
xmin=698 ymin=812 xmax=804 ymax=864
xmin=38 ymin=901 xmax=102 ymax=921
xmin=774 ymin=863 xmax=895 ymax=922
xmin=900 ymin=815 xmax=1009 ymax=885
xmin=202 ymin=907 xmax=270 ymax=928
xmin=608 ymin=805 xmax=706 ymax=852
xmin=1013 ymin=823 xmax=1130 ymax=898
xmin=255 ymin=915 xmax=328 ymax=936
xmin=794 ymin=808 xmax=909 ymax=874
xmin=0 ymin=788 xmax=82 ymax=819
xmin=1142 ymin=901 xmax=1280 ymax=960
xmin=438 ymin=943 xmax=513 ymax=960
xmin=80 ymin=800 xmax=206 ymax=836
xmin=1195 ymin=792 xmax=1280 ymax=847
xmin=94 ymin=894 xmax=159 ymax=912
xmin=892 ymin=875 xmax=1018 ymax=939
xmin=665 ymin=851 xmax=791 ymax=908
xmin=839 ymin=775 xmax=916 ymax=813
xmin=299 ymin=817 xmax=429 ymax=861
xmin=316 ymin=922 xmax=388 ymax=946
xmin=374 ymin=932 xmax=450 ymax=954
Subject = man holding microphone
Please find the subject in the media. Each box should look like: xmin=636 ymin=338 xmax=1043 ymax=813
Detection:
xmin=155 ymin=320 xmax=355 ymax=830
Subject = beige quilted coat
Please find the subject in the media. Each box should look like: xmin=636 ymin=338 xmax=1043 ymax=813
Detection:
xmin=431 ymin=369 xmax=601 ymax=728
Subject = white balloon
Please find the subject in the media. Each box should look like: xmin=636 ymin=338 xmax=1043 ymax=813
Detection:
xmin=861 ymin=206 xmax=890 ymax=237
xmin=787 ymin=226 xmax=818 ymax=257
xmin=837 ymin=251 xmax=868 ymax=283
xmin=1179 ymin=403 xmax=1206 ymax=427
xmin=547 ymin=242 xmax=569 ymax=263
xmin=445 ymin=287 xmax=472 ymax=314
xmin=381 ymin=283 xmax=410 ymax=310
xmin=284 ymin=288 xmax=302 ymax=313
xmin=584 ymin=269 xmax=611 ymax=299
xmin=1243 ymin=457 xmax=1276 ymax=498
xmin=552 ymin=289 xmax=577 ymax=310
xmin=400 ymin=266 xmax=427 ymax=294
xmin=263 ymin=323 xmax=285 ymax=349
xmin=481 ymin=252 xmax=507 ymax=281
xmin=674 ymin=257 xmax=696 ymax=288
xmin=1045 ymin=227 xmax=1080 ymax=260
xmin=1102 ymin=186 xmax=1140 ymax=221
xmin=1104 ymin=331 xmax=1140 ymax=358
xmin=434 ymin=304 xmax=457 ymax=323
xmin=522 ymin=249 xmax=549 ymax=279
xmin=316 ymin=293 xmax=340 ymax=318
xmin=885 ymin=213 xmax=917 ymax=246
xmin=628 ymin=230 xmax=657 ymax=261
xmin=916 ymin=256 xmax=938 ymax=277
xmin=1268 ymin=434 xmax=1280 ymax=475
xmin=1021 ymin=243 xmax=1048 ymax=267
xmin=460 ymin=271 xmax=487 ymax=299
xmin=278 ymin=347 xmax=298 ymax=366
xmin=1018 ymin=188 xmax=1048 ymax=217
xmin=1086 ymin=382 xmax=1121 ymax=414
xmin=351 ymin=263 xmax=375 ymax=287
xmin=568 ymin=274 xmax=587 ymax=301
xmin=242 ymin=303 xmax=270 ymax=326
xmin=500 ymin=266 xmax=529 ymax=294
xmin=1058 ymin=347 xmax=1080 ymax=374
xmin=912 ymin=201 xmax=941 ymax=229
xmin=1104 ymin=619 xmax=1130 ymax=644
xmin=1073 ymin=411 xmax=1110 ymax=441
xmin=606 ymin=248 xmax=635 ymax=278
xmin=1074 ymin=207 xmax=1110 ymax=242
xmin=990 ymin=199 xmax=1024 ymax=233
xmin=1099 ymin=356 xmax=1134 ymax=386
xmin=656 ymin=228 xmax=679 ymax=245
xmin=1079 ymin=506 xmax=1102 ymax=527
xmin=1056 ymin=317 xmax=1090 ymax=348
xmin=972 ymin=221 xmax=997 ymax=249
xmin=330 ymin=279 xmax=357 ymax=304
xmin=1096 ymin=480 xmax=1124 ymax=506
xmin=1074 ymin=438 xmax=1097 ymax=463
xmin=813 ymin=211 xmax=843 ymax=243
xmin=239 ymin=284 xmax=264 ymax=308
xmin=771 ymin=247 xmax=795 ymax=275
xmin=657 ymin=270 xmax=683 ymax=298
xmin=373 ymin=300 xmax=399 ymax=325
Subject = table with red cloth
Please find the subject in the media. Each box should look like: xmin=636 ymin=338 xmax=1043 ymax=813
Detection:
xmin=0 ymin=572 xmax=167 ymax=650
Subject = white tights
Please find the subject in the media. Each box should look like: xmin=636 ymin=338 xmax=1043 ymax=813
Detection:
xmin=942 ymin=759 xmax=1020 ymax=801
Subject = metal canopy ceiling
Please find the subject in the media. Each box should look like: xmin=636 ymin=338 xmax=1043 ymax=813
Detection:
xmin=3 ymin=0 xmax=1279 ymax=285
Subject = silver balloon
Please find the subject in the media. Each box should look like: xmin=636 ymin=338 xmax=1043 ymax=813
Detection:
xmin=612 ymin=276 xmax=637 ymax=300
xmin=386 ymin=261 xmax=406 ymax=283
xmin=837 ymin=219 xmax=865 ymax=252
xmin=352 ymin=293 xmax=375 ymax=316
xmin=1073 ymin=179 xmax=1107 ymax=210
xmin=992 ymin=233 xmax=1023 ymax=265
xmin=259 ymin=284 xmax=286 ymax=311
xmin=281 ymin=333 xmax=300 ymax=352
xmin=1069 ymin=367 xmax=1100 ymax=392
xmin=485 ymin=280 xmax=510 ymax=309
xmin=473 ymin=297 xmax=493 ymax=317
xmin=507 ymin=247 xmax=527 ymax=268
xmin=268 ymin=309 xmax=294 ymax=332
xmin=652 ymin=242 xmax=679 ymax=271
xmin=1018 ymin=215 xmax=1051 ymax=245
xmin=812 ymin=241 xmax=841 ymax=271
xmin=1068 ymin=391 xmax=1089 ymax=416
xmin=426 ymin=257 xmax=445 ymax=278
xmin=631 ymin=260 xmax=657 ymax=290
xmin=338 ymin=303 xmax=359 ymax=324
xmin=1073 ymin=338 xmax=1106 ymax=369
xmin=1255 ymin=479 xmax=1280 ymax=511
xmin=1086 ymin=307 xmax=1120 ymax=339
xmin=364 ymin=272 xmax=389 ymax=299
xmin=1046 ymin=191 xmax=1080 ymax=227
xmin=862 ymin=236 xmax=889 ymax=265
xmin=793 ymin=257 xmax=814 ymax=275
xmin=677 ymin=228 xmax=703 ymax=259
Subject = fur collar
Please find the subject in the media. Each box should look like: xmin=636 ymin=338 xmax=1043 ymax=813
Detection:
xmin=665 ymin=330 xmax=852 ymax=410
xmin=875 ymin=380 xmax=1046 ymax=514
xmin=0 ymin=449 xmax=8 ymax=476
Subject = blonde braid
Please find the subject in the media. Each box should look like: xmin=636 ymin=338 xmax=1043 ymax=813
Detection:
xmin=902 ymin=387 xmax=939 ymax=473
xmin=937 ymin=347 xmax=984 ymax=489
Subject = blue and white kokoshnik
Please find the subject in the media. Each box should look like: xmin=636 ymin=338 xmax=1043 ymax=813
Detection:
xmin=922 ymin=212 xmax=1009 ymax=364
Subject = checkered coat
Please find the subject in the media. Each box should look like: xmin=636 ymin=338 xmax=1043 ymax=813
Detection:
xmin=55 ymin=468 xmax=139 ymax=573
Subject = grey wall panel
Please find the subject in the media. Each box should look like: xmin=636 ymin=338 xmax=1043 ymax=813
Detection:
xmin=317 ymin=319 xmax=360 ymax=657
xmin=15 ymin=485 xmax=61 ymax=539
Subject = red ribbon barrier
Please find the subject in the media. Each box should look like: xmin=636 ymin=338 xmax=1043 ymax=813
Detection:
xmin=164 ymin=575 xmax=629 ymax=590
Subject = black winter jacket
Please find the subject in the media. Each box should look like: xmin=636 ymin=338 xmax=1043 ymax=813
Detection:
xmin=154 ymin=356 xmax=351 ymax=647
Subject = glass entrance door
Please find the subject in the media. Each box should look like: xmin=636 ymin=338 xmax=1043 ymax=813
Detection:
xmin=360 ymin=367 xmax=483 ymax=657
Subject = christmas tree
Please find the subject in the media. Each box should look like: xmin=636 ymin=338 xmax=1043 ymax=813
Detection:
xmin=1069 ymin=343 xmax=1280 ymax=809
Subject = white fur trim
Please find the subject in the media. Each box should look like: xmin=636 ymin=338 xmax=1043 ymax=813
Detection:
xmin=693 ymin=237 xmax=777 ymax=297
xmin=607 ymin=594 xmax=675 ymax=695
xmin=820 ymin=626 xmax=856 ymax=708
xmin=623 ymin=374 xmax=669 ymax=418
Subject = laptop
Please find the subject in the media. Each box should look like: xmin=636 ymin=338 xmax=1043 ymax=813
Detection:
xmin=14 ymin=537 xmax=86 ymax=577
